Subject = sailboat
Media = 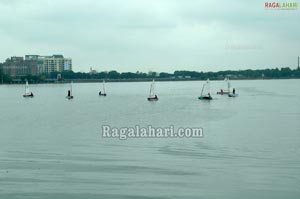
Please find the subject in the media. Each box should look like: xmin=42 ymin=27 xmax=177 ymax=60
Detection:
xmin=217 ymin=78 xmax=230 ymax=95
xmin=198 ymin=79 xmax=212 ymax=100
xmin=23 ymin=80 xmax=34 ymax=98
xmin=228 ymin=80 xmax=238 ymax=97
xmin=66 ymin=81 xmax=74 ymax=99
xmin=99 ymin=80 xmax=107 ymax=96
xmin=147 ymin=79 xmax=158 ymax=101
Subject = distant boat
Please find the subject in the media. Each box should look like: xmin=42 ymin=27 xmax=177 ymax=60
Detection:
xmin=198 ymin=79 xmax=212 ymax=100
xmin=66 ymin=81 xmax=74 ymax=99
xmin=228 ymin=93 xmax=238 ymax=97
xmin=217 ymin=78 xmax=230 ymax=95
xmin=228 ymin=81 xmax=238 ymax=97
xmin=147 ymin=79 xmax=158 ymax=101
xmin=23 ymin=80 xmax=34 ymax=98
xmin=99 ymin=80 xmax=107 ymax=96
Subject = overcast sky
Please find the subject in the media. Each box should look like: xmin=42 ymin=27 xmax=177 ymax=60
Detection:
xmin=0 ymin=0 xmax=299 ymax=72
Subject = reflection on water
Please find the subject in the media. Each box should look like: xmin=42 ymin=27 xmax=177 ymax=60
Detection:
xmin=0 ymin=79 xmax=300 ymax=199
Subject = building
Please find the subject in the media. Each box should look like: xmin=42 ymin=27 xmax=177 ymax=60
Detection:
xmin=2 ymin=54 xmax=72 ymax=77
xmin=89 ymin=67 xmax=98 ymax=75
xmin=2 ymin=56 xmax=38 ymax=77
xmin=26 ymin=54 xmax=72 ymax=74
xmin=42 ymin=55 xmax=72 ymax=73
xmin=25 ymin=55 xmax=44 ymax=74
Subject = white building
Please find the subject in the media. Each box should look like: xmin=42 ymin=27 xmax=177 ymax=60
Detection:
xmin=25 ymin=54 xmax=72 ymax=74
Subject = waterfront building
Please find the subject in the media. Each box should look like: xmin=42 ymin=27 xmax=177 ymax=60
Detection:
xmin=2 ymin=54 xmax=72 ymax=77
xmin=2 ymin=56 xmax=38 ymax=77
xmin=26 ymin=54 xmax=72 ymax=74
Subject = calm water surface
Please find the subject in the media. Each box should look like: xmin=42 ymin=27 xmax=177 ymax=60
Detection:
xmin=0 ymin=79 xmax=299 ymax=199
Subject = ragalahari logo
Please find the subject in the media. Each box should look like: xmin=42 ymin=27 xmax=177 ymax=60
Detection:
xmin=265 ymin=2 xmax=299 ymax=10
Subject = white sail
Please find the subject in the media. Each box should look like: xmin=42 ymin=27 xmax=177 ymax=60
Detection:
xmin=224 ymin=77 xmax=230 ymax=92
xmin=201 ymin=79 xmax=210 ymax=96
xmin=70 ymin=81 xmax=73 ymax=96
xmin=25 ymin=81 xmax=30 ymax=94
xmin=102 ymin=80 xmax=106 ymax=94
xmin=149 ymin=79 xmax=155 ymax=97
xmin=206 ymin=79 xmax=210 ymax=94
xmin=227 ymin=79 xmax=231 ymax=92
xmin=200 ymin=84 xmax=206 ymax=96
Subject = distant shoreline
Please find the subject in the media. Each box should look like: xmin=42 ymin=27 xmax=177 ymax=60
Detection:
xmin=1 ymin=77 xmax=299 ymax=85
xmin=1 ymin=66 xmax=299 ymax=84
xmin=0 ymin=67 xmax=300 ymax=84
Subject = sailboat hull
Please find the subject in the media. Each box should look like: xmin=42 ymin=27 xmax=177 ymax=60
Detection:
xmin=23 ymin=94 xmax=34 ymax=98
xmin=99 ymin=93 xmax=107 ymax=96
xmin=228 ymin=93 xmax=238 ymax=97
xmin=148 ymin=97 xmax=158 ymax=101
xmin=198 ymin=96 xmax=212 ymax=100
xmin=217 ymin=91 xmax=230 ymax=95
xmin=66 ymin=96 xmax=74 ymax=99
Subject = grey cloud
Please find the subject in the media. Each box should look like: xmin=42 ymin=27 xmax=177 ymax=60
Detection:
xmin=0 ymin=0 xmax=299 ymax=72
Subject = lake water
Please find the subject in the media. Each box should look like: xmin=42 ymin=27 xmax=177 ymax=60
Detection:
xmin=0 ymin=79 xmax=299 ymax=199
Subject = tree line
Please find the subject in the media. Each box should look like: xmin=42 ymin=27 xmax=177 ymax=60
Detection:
xmin=1 ymin=66 xmax=300 ymax=83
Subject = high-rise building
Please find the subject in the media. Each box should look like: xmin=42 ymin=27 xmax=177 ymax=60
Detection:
xmin=26 ymin=54 xmax=73 ymax=74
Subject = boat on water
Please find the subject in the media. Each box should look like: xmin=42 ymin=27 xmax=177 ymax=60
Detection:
xmin=228 ymin=83 xmax=238 ymax=97
xmin=198 ymin=79 xmax=212 ymax=100
xmin=198 ymin=95 xmax=212 ymax=100
xmin=99 ymin=80 xmax=107 ymax=96
xmin=66 ymin=82 xmax=74 ymax=99
xmin=147 ymin=79 xmax=158 ymax=101
xmin=23 ymin=80 xmax=34 ymax=98
xmin=228 ymin=93 xmax=239 ymax=97
xmin=217 ymin=78 xmax=230 ymax=95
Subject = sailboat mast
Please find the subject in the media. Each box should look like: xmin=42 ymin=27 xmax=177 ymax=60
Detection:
xmin=149 ymin=83 xmax=152 ymax=97
xmin=228 ymin=81 xmax=231 ymax=93
xmin=71 ymin=81 xmax=73 ymax=95
xmin=207 ymin=79 xmax=210 ymax=94
xmin=150 ymin=79 xmax=155 ymax=96
xmin=201 ymin=84 xmax=205 ymax=96
xmin=152 ymin=79 xmax=155 ymax=96
xmin=25 ymin=80 xmax=30 ymax=94
xmin=102 ymin=80 xmax=106 ymax=94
